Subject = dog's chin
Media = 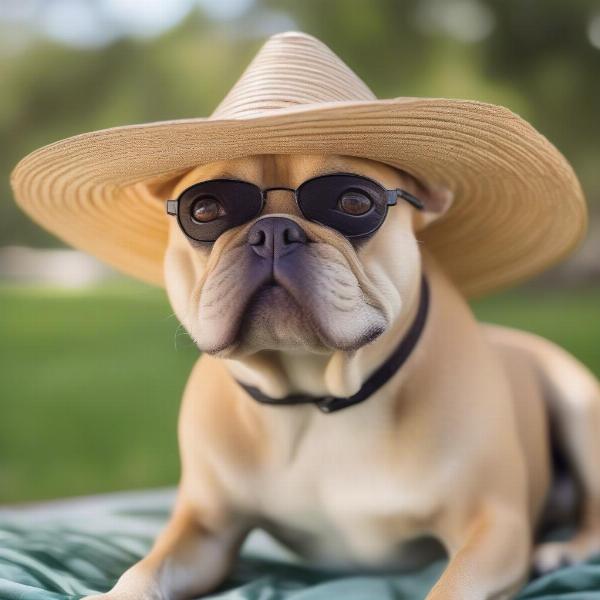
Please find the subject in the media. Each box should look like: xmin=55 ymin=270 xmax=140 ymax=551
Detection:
xmin=194 ymin=283 xmax=387 ymax=358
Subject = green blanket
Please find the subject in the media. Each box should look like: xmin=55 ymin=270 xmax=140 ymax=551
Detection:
xmin=0 ymin=489 xmax=598 ymax=600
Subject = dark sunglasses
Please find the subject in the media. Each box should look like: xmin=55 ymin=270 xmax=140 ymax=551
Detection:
xmin=165 ymin=172 xmax=424 ymax=243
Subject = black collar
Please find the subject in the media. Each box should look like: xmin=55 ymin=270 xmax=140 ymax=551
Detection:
xmin=235 ymin=274 xmax=430 ymax=414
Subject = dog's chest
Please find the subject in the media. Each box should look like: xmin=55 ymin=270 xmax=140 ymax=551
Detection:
xmin=238 ymin=413 xmax=443 ymax=567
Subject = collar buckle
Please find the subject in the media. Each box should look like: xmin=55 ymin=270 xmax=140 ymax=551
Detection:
xmin=315 ymin=396 xmax=343 ymax=414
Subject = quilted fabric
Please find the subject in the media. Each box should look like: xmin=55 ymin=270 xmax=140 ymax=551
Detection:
xmin=0 ymin=489 xmax=599 ymax=600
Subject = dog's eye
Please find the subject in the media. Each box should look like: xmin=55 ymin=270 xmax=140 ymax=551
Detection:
xmin=338 ymin=191 xmax=373 ymax=216
xmin=191 ymin=196 xmax=225 ymax=223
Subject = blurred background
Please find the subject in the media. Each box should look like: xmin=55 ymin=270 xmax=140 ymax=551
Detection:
xmin=1 ymin=0 xmax=599 ymax=504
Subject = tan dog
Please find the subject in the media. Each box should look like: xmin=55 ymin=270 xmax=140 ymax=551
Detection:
xmin=84 ymin=153 xmax=600 ymax=600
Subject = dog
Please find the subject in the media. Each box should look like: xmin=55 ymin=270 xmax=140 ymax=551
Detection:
xmin=84 ymin=153 xmax=600 ymax=600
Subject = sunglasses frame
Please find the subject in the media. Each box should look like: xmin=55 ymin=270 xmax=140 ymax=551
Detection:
xmin=166 ymin=172 xmax=424 ymax=242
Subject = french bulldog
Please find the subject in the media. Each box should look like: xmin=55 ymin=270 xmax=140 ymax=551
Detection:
xmin=86 ymin=153 xmax=600 ymax=600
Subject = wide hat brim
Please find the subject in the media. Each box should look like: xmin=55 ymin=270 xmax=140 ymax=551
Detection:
xmin=10 ymin=96 xmax=587 ymax=297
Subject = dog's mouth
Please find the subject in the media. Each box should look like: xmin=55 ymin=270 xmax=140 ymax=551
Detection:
xmin=214 ymin=274 xmax=330 ymax=356
xmin=243 ymin=281 xmax=297 ymax=318
xmin=193 ymin=243 xmax=388 ymax=356
xmin=236 ymin=280 xmax=324 ymax=349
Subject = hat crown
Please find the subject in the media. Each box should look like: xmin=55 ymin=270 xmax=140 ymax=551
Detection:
xmin=211 ymin=31 xmax=376 ymax=119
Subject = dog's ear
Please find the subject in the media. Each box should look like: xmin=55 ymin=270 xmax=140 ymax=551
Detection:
xmin=410 ymin=179 xmax=454 ymax=231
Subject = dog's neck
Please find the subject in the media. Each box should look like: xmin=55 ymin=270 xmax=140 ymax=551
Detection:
xmin=223 ymin=267 xmax=425 ymax=402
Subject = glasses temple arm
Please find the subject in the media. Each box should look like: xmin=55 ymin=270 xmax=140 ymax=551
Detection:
xmin=387 ymin=189 xmax=424 ymax=210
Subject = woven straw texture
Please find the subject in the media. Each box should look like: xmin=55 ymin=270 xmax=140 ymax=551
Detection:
xmin=10 ymin=31 xmax=587 ymax=297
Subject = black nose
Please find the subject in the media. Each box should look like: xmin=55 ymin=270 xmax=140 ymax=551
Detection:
xmin=247 ymin=217 xmax=307 ymax=259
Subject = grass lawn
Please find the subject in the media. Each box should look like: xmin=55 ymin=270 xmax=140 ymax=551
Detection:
xmin=1 ymin=281 xmax=599 ymax=504
xmin=0 ymin=281 xmax=198 ymax=504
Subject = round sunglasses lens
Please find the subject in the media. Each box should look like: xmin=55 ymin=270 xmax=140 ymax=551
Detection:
xmin=297 ymin=174 xmax=388 ymax=237
xmin=177 ymin=180 xmax=263 ymax=242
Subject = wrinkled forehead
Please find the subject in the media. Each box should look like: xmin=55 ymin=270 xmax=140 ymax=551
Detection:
xmin=172 ymin=154 xmax=409 ymax=197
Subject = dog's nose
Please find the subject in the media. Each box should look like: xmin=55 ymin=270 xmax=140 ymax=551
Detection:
xmin=247 ymin=217 xmax=307 ymax=259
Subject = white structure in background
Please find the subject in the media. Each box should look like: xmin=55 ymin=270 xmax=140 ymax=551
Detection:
xmin=0 ymin=245 xmax=120 ymax=288
xmin=1 ymin=228 xmax=598 ymax=289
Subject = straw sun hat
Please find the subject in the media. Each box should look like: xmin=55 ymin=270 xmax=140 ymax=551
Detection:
xmin=10 ymin=31 xmax=586 ymax=297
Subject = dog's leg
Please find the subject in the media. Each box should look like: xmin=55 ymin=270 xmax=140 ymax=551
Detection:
xmin=530 ymin=345 xmax=600 ymax=573
xmin=83 ymin=495 xmax=246 ymax=600
xmin=426 ymin=500 xmax=531 ymax=600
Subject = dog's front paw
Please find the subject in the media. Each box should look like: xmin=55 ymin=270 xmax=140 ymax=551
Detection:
xmin=533 ymin=541 xmax=580 ymax=575
xmin=532 ymin=533 xmax=600 ymax=575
